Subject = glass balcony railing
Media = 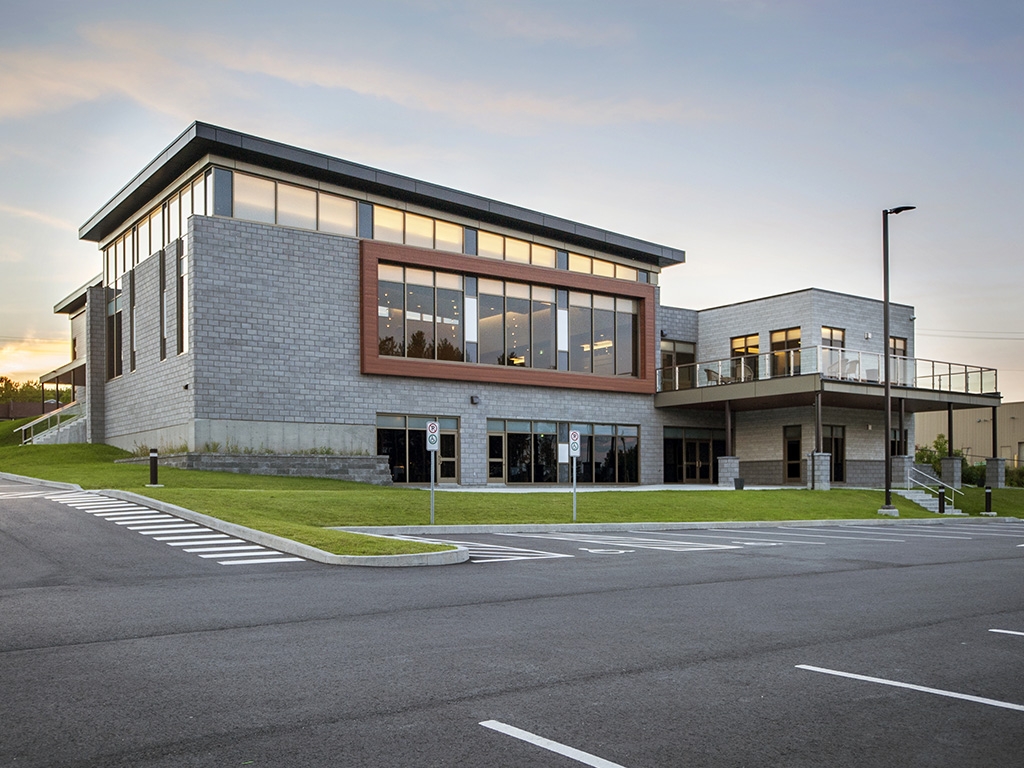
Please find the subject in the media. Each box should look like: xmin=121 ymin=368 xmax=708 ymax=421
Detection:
xmin=656 ymin=345 xmax=998 ymax=396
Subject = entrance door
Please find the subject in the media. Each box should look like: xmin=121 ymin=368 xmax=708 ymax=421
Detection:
xmin=684 ymin=439 xmax=712 ymax=483
xmin=663 ymin=437 xmax=684 ymax=483
xmin=784 ymin=425 xmax=802 ymax=483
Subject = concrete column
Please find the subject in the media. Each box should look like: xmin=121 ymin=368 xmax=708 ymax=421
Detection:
xmin=717 ymin=456 xmax=740 ymax=488
xmin=986 ymin=457 xmax=1006 ymax=489
xmin=808 ymin=452 xmax=831 ymax=491
xmin=940 ymin=457 xmax=962 ymax=489
xmin=891 ymin=455 xmax=913 ymax=489
xmin=85 ymin=284 xmax=107 ymax=444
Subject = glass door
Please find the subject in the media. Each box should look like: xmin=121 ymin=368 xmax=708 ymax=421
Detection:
xmin=684 ymin=440 xmax=712 ymax=483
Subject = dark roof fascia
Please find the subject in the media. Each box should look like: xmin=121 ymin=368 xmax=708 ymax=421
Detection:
xmin=53 ymin=274 xmax=103 ymax=315
xmin=78 ymin=122 xmax=685 ymax=269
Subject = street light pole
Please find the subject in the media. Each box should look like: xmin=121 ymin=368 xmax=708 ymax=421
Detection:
xmin=880 ymin=205 xmax=915 ymax=516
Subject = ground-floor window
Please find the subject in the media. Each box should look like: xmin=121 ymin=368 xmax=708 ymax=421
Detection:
xmin=823 ymin=425 xmax=845 ymax=482
xmin=376 ymin=414 xmax=459 ymax=483
xmin=663 ymin=427 xmax=727 ymax=484
xmin=487 ymin=420 xmax=639 ymax=484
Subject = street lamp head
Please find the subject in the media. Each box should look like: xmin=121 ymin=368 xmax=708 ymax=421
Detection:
xmin=885 ymin=206 xmax=916 ymax=215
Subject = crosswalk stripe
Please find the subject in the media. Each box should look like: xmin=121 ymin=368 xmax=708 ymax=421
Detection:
xmin=9 ymin=490 xmax=311 ymax=567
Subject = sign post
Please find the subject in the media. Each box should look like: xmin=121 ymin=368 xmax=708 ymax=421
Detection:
xmin=426 ymin=421 xmax=439 ymax=524
xmin=568 ymin=430 xmax=581 ymax=523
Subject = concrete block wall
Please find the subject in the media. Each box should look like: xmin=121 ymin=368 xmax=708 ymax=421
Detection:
xmin=168 ymin=216 xmax=709 ymax=484
xmin=103 ymin=238 xmax=195 ymax=452
xmin=694 ymin=288 xmax=915 ymax=365
xmin=657 ymin=304 xmax=698 ymax=344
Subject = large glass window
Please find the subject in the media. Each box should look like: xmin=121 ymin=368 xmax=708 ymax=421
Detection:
xmin=435 ymin=272 xmax=463 ymax=361
xmin=478 ymin=280 xmax=505 ymax=365
xmin=487 ymin=420 xmax=637 ymax=484
xmin=531 ymin=287 xmax=556 ymax=370
xmin=569 ymin=292 xmax=592 ymax=373
xmin=376 ymin=264 xmax=640 ymax=378
xmin=376 ymin=414 xmax=459 ymax=484
xmin=505 ymin=283 xmax=530 ymax=366
xmin=378 ymin=265 xmax=405 ymax=357
xmin=233 ymin=173 xmax=275 ymax=223
xmin=319 ymin=193 xmax=357 ymax=235
xmin=405 ymin=268 xmax=435 ymax=359
xmin=374 ymin=206 xmax=404 ymax=243
xmin=277 ymin=183 xmax=316 ymax=230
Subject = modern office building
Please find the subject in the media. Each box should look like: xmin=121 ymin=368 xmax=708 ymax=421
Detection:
xmin=34 ymin=122 xmax=1002 ymax=488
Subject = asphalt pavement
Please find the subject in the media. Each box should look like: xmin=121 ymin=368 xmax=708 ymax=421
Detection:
xmin=2 ymin=477 xmax=1022 ymax=767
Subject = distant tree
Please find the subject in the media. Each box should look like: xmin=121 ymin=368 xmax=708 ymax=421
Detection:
xmin=0 ymin=377 xmax=41 ymax=403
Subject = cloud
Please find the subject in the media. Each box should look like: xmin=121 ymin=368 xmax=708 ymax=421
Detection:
xmin=200 ymin=40 xmax=718 ymax=131
xmin=0 ymin=202 xmax=78 ymax=233
xmin=0 ymin=21 xmax=718 ymax=133
xmin=0 ymin=339 xmax=69 ymax=382
xmin=469 ymin=4 xmax=634 ymax=46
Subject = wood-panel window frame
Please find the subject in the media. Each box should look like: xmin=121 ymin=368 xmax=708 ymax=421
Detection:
xmin=360 ymin=240 xmax=656 ymax=394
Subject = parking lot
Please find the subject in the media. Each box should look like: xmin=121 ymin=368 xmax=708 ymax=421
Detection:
xmin=2 ymin=482 xmax=1022 ymax=767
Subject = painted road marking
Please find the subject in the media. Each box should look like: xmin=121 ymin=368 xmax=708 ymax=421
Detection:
xmin=796 ymin=665 xmax=1024 ymax=713
xmin=501 ymin=532 xmax=741 ymax=552
xmin=839 ymin=526 xmax=974 ymax=540
xmin=990 ymin=629 xmax=1024 ymax=637
xmin=634 ymin=531 xmax=824 ymax=546
xmin=480 ymin=720 xmax=627 ymax=768
xmin=392 ymin=536 xmax=572 ymax=563
xmin=715 ymin=528 xmax=905 ymax=543
xmin=38 ymin=490 xmax=307 ymax=567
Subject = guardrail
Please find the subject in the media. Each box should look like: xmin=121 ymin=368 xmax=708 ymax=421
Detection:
xmin=657 ymin=346 xmax=998 ymax=396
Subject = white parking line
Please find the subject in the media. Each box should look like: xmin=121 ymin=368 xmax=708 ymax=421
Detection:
xmin=634 ymin=530 xmax=824 ymax=546
xmin=839 ymin=526 xmax=974 ymax=540
xmin=989 ymin=629 xmax=1024 ymax=638
xmin=796 ymin=665 xmax=1024 ymax=712
xmin=183 ymin=545 xmax=265 ymax=553
xmin=501 ymin=532 xmax=741 ymax=552
xmin=717 ymin=528 xmax=905 ymax=543
xmin=219 ymin=556 xmax=304 ymax=564
xmin=480 ymin=720 xmax=627 ymax=768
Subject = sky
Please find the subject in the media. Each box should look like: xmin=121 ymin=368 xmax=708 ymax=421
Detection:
xmin=1 ymin=0 xmax=1022 ymax=398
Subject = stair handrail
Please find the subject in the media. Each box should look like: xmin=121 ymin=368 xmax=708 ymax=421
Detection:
xmin=18 ymin=401 xmax=82 ymax=445
xmin=908 ymin=465 xmax=963 ymax=500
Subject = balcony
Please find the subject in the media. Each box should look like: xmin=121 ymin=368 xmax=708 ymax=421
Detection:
xmin=657 ymin=346 xmax=998 ymax=397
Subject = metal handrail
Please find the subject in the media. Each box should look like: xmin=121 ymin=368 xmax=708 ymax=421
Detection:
xmin=908 ymin=466 xmax=963 ymax=498
xmin=18 ymin=401 xmax=82 ymax=445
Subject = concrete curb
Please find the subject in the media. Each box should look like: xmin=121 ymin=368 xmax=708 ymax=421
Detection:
xmin=0 ymin=471 xmax=466 ymax=567
xmin=337 ymin=516 xmax=1021 ymax=536
xmin=100 ymin=490 xmax=469 ymax=568
xmin=0 ymin=471 xmax=82 ymax=491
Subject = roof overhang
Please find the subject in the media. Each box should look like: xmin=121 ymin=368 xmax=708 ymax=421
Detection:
xmin=40 ymin=359 xmax=86 ymax=387
xmin=54 ymin=274 xmax=102 ymax=315
xmin=654 ymin=375 xmax=1002 ymax=413
xmin=79 ymin=122 xmax=686 ymax=269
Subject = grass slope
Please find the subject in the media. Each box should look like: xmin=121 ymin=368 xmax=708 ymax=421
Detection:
xmin=3 ymin=440 xmax=1022 ymax=557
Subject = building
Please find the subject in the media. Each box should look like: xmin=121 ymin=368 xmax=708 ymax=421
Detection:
xmin=915 ymin=401 xmax=1023 ymax=469
xmin=34 ymin=122 xmax=1003 ymax=488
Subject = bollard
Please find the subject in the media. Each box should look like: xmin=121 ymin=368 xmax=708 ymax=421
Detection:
xmin=147 ymin=448 xmax=161 ymax=487
xmin=985 ymin=486 xmax=992 ymax=514
xmin=937 ymin=491 xmax=945 ymax=515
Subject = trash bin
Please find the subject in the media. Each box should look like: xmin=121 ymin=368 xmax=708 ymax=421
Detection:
xmin=734 ymin=478 xmax=745 ymax=490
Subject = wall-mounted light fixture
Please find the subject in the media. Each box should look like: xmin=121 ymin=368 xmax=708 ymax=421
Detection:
xmin=470 ymin=395 xmax=480 ymax=405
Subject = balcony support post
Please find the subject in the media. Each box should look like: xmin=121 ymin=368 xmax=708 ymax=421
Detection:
xmin=724 ymin=400 xmax=733 ymax=457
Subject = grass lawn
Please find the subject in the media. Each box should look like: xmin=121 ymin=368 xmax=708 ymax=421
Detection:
xmin=3 ymin=425 xmax=1022 ymax=558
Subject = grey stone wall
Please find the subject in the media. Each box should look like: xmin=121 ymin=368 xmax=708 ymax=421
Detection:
xmin=846 ymin=459 xmax=884 ymax=487
xmin=694 ymin=288 xmax=915 ymax=364
xmin=85 ymin=285 xmax=107 ymax=442
xmin=739 ymin=460 xmax=787 ymax=486
xmin=657 ymin=304 xmax=698 ymax=343
xmin=103 ymin=239 xmax=195 ymax=452
xmin=116 ymin=452 xmax=393 ymax=485
xmin=807 ymin=452 xmax=831 ymax=490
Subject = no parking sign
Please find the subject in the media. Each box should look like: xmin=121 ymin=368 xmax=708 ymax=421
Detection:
xmin=426 ymin=421 xmax=439 ymax=452
xmin=569 ymin=430 xmax=581 ymax=458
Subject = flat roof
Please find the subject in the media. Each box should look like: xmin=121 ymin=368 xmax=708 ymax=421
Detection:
xmin=79 ymin=122 xmax=686 ymax=269
xmin=53 ymin=274 xmax=102 ymax=315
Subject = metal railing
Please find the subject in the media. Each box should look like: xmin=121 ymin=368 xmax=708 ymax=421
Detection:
xmin=18 ymin=401 xmax=82 ymax=445
xmin=908 ymin=466 xmax=963 ymax=511
xmin=657 ymin=345 xmax=998 ymax=396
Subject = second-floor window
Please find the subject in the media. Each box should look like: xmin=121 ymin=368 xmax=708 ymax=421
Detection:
xmin=771 ymin=327 xmax=801 ymax=377
xmin=821 ymin=327 xmax=845 ymax=348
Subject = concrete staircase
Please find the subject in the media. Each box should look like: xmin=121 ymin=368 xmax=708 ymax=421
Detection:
xmin=894 ymin=489 xmax=964 ymax=515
